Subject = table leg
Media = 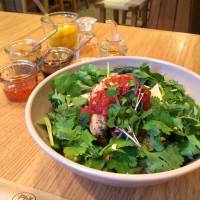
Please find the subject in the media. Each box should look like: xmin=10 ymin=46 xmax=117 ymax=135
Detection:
xmin=132 ymin=7 xmax=138 ymax=26
xmin=122 ymin=10 xmax=128 ymax=24
xmin=72 ymin=0 xmax=77 ymax=12
xmin=99 ymin=7 xmax=106 ymax=22
xmin=59 ymin=0 xmax=65 ymax=10
xmin=21 ymin=0 xmax=27 ymax=13
xmin=113 ymin=9 xmax=119 ymax=24
xmin=141 ymin=1 xmax=149 ymax=27
xmin=85 ymin=0 xmax=89 ymax=8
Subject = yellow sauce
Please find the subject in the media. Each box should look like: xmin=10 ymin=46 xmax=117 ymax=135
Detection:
xmin=48 ymin=24 xmax=78 ymax=49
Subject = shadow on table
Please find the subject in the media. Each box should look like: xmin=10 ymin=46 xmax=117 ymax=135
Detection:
xmin=28 ymin=151 xmax=200 ymax=200
xmin=72 ymin=169 xmax=200 ymax=200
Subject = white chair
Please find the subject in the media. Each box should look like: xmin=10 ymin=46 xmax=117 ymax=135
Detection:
xmin=95 ymin=0 xmax=150 ymax=27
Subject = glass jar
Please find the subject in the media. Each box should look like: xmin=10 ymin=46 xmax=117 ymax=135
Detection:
xmin=99 ymin=39 xmax=127 ymax=56
xmin=41 ymin=12 xmax=79 ymax=50
xmin=99 ymin=20 xmax=127 ymax=56
xmin=76 ymin=17 xmax=98 ymax=61
xmin=0 ymin=60 xmax=38 ymax=102
xmin=40 ymin=47 xmax=73 ymax=76
xmin=4 ymin=39 xmax=41 ymax=63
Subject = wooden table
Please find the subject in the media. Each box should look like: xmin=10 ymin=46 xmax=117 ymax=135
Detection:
xmin=0 ymin=11 xmax=200 ymax=200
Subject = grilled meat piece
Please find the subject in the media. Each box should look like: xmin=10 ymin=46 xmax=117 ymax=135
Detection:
xmin=89 ymin=114 xmax=108 ymax=145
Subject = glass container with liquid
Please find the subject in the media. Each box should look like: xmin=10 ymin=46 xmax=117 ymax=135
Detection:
xmin=99 ymin=20 xmax=127 ymax=56
xmin=41 ymin=12 xmax=79 ymax=50
xmin=0 ymin=60 xmax=38 ymax=102
xmin=41 ymin=47 xmax=73 ymax=75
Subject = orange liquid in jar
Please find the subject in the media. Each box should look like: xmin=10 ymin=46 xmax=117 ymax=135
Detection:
xmin=3 ymin=74 xmax=37 ymax=102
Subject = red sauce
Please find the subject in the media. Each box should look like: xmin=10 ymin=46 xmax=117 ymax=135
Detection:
xmin=82 ymin=74 xmax=151 ymax=117
xmin=82 ymin=90 xmax=116 ymax=117
xmin=82 ymin=75 xmax=132 ymax=116
xmin=3 ymin=74 xmax=37 ymax=102
xmin=103 ymin=74 xmax=137 ymax=95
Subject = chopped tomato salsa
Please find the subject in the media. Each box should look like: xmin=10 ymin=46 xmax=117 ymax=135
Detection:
xmin=103 ymin=74 xmax=137 ymax=95
xmin=81 ymin=74 xmax=151 ymax=117
xmin=3 ymin=74 xmax=37 ymax=102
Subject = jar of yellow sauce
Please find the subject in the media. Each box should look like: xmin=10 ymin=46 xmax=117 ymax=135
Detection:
xmin=41 ymin=12 xmax=79 ymax=49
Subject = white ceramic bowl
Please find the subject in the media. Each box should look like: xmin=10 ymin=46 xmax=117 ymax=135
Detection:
xmin=25 ymin=56 xmax=200 ymax=187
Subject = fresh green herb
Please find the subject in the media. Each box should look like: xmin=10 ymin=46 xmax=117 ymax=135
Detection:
xmin=106 ymin=87 xmax=119 ymax=97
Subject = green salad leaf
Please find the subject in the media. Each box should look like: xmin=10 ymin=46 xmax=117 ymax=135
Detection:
xmin=144 ymin=145 xmax=184 ymax=173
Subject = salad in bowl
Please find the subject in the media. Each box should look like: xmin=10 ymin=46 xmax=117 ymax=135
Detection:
xmin=38 ymin=62 xmax=200 ymax=174
xmin=25 ymin=56 xmax=200 ymax=186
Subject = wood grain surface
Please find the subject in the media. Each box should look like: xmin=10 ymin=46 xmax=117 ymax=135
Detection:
xmin=0 ymin=11 xmax=200 ymax=200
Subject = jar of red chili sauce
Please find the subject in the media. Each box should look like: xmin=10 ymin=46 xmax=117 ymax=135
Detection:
xmin=0 ymin=60 xmax=38 ymax=102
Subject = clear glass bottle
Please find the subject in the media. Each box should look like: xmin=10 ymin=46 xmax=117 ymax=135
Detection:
xmin=99 ymin=20 xmax=128 ymax=56
xmin=76 ymin=17 xmax=98 ymax=61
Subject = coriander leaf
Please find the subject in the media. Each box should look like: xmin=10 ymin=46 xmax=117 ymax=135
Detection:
xmin=105 ymin=148 xmax=138 ymax=173
xmin=148 ymin=101 xmax=174 ymax=127
xmin=148 ymin=128 xmax=164 ymax=151
xmin=52 ymin=72 xmax=76 ymax=94
xmin=108 ymin=104 xmax=121 ymax=117
xmin=128 ymin=80 xmax=136 ymax=87
xmin=64 ymin=145 xmax=87 ymax=161
xmin=78 ymin=112 xmax=90 ymax=128
xmin=132 ymin=69 xmax=150 ymax=80
xmin=54 ymin=119 xmax=76 ymax=140
xmin=132 ymin=64 xmax=164 ymax=86
xmin=49 ymin=92 xmax=66 ymax=106
xmin=80 ymin=64 xmax=106 ymax=77
xmin=102 ymin=138 xmax=134 ymax=154
xmin=181 ymin=135 xmax=200 ymax=157
xmin=144 ymin=145 xmax=184 ymax=173
xmin=107 ymin=117 xmax=115 ymax=128
xmin=79 ymin=64 xmax=106 ymax=83
xmin=140 ymin=63 xmax=164 ymax=83
xmin=85 ymin=158 xmax=105 ymax=170
xmin=106 ymin=87 xmax=119 ymax=97
xmin=54 ymin=127 xmax=76 ymax=141
xmin=76 ymin=71 xmax=93 ymax=86
xmin=144 ymin=120 xmax=172 ymax=135
xmin=86 ymin=145 xmax=103 ymax=158
xmin=72 ymin=97 xmax=88 ymax=107
xmin=69 ymin=83 xmax=81 ymax=97
xmin=78 ymin=129 xmax=96 ymax=146
xmin=173 ymin=118 xmax=183 ymax=131
xmin=140 ymin=109 xmax=153 ymax=119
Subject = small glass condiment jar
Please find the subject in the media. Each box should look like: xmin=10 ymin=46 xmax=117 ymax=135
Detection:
xmin=0 ymin=60 xmax=38 ymax=102
xmin=41 ymin=12 xmax=79 ymax=50
xmin=4 ymin=39 xmax=41 ymax=63
xmin=41 ymin=47 xmax=73 ymax=76
xmin=76 ymin=17 xmax=98 ymax=61
xmin=99 ymin=20 xmax=127 ymax=56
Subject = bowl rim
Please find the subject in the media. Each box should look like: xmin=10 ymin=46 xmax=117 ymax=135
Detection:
xmin=25 ymin=56 xmax=200 ymax=182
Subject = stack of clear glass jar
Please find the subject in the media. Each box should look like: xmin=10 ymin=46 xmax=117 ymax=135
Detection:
xmin=0 ymin=38 xmax=41 ymax=102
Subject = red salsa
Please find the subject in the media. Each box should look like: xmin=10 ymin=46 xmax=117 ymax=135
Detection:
xmin=82 ymin=74 xmax=151 ymax=117
xmin=3 ymin=74 xmax=37 ymax=102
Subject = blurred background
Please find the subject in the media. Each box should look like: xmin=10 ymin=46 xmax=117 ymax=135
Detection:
xmin=0 ymin=0 xmax=200 ymax=34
